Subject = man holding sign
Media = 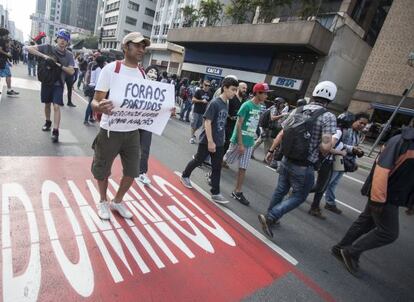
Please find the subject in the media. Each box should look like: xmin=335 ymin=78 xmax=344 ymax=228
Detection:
xmin=90 ymin=32 xmax=173 ymax=220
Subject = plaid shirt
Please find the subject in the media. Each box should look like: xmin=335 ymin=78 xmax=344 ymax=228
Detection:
xmin=282 ymin=103 xmax=337 ymax=164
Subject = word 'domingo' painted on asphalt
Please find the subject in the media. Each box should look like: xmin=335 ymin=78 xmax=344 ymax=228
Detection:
xmin=1 ymin=175 xmax=235 ymax=302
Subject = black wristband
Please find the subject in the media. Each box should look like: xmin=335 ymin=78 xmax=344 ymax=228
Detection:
xmin=268 ymin=149 xmax=274 ymax=153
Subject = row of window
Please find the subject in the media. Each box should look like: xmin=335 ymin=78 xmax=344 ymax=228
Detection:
xmin=106 ymin=1 xmax=120 ymax=12
xmin=104 ymin=15 xmax=118 ymax=25
xmin=153 ymin=23 xmax=176 ymax=35
xmin=151 ymin=38 xmax=167 ymax=44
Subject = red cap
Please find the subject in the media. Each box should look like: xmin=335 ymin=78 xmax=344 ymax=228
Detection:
xmin=253 ymin=83 xmax=272 ymax=93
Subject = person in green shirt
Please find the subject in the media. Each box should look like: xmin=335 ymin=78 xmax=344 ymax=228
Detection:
xmin=223 ymin=82 xmax=271 ymax=205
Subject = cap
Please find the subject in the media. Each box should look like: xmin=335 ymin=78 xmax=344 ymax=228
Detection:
xmin=253 ymin=83 xmax=272 ymax=93
xmin=122 ymin=32 xmax=150 ymax=47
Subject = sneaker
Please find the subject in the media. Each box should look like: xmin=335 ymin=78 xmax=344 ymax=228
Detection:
xmin=89 ymin=118 xmax=96 ymax=123
xmin=185 ymin=119 xmax=191 ymax=123
xmin=98 ymin=201 xmax=111 ymax=220
xmin=211 ymin=194 xmax=229 ymax=204
xmin=180 ymin=176 xmax=193 ymax=189
xmin=137 ymin=173 xmax=151 ymax=186
xmin=231 ymin=191 xmax=250 ymax=206
xmin=67 ymin=102 xmax=76 ymax=107
xmin=258 ymin=214 xmax=274 ymax=238
xmin=110 ymin=202 xmax=133 ymax=219
xmin=7 ymin=90 xmax=19 ymax=95
xmin=51 ymin=129 xmax=59 ymax=143
xmin=42 ymin=120 xmax=52 ymax=131
xmin=83 ymin=120 xmax=90 ymax=126
xmin=340 ymin=248 xmax=359 ymax=276
xmin=189 ymin=136 xmax=196 ymax=144
xmin=331 ymin=245 xmax=343 ymax=262
xmin=325 ymin=203 xmax=342 ymax=214
xmin=269 ymin=161 xmax=278 ymax=169
xmin=308 ymin=207 xmax=326 ymax=219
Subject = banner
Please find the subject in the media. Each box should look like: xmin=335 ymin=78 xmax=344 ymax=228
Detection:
xmin=107 ymin=74 xmax=175 ymax=135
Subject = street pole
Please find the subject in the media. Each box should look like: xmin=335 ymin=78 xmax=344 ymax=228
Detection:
xmin=368 ymin=81 xmax=414 ymax=157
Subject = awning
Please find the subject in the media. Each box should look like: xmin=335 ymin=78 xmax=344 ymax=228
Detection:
xmin=371 ymin=102 xmax=414 ymax=117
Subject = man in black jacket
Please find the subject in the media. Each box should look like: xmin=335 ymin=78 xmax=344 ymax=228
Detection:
xmin=333 ymin=125 xmax=414 ymax=275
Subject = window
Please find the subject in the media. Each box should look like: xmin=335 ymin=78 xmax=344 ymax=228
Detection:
xmin=145 ymin=8 xmax=155 ymax=17
xmin=159 ymin=0 xmax=165 ymax=8
xmin=104 ymin=15 xmax=118 ymax=25
xmin=125 ymin=16 xmax=137 ymax=26
xmin=155 ymin=12 xmax=160 ymax=22
xmin=142 ymin=22 xmax=152 ymax=31
xmin=106 ymin=1 xmax=120 ymax=12
xmin=124 ymin=30 xmax=131 ymax=35
xmin=160 ymin=39 xmax=166 ymax=43
xmin=102 ymin=29 xmax=116 ymax=37
xmin=128 ymin=1 xmax=139 ymax=11
xmin=162 ymin=24 xmax=169 ymax=35
xmin=172 ymin=22 xmax=179 ymax=29
xmin=151 ymin=38 xmax=157 ymax=43
xmin=154 ymin=25 xmax=160 ymax=35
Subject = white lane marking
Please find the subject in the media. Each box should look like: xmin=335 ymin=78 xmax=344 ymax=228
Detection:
xmin=343 ymin=174 xmax=365 ymax=185
xmin=72 ymin=89 xmax=89 ymax=105
xmin=265 ymin=165 xmax=276 ymax=172
xmin=9 ymin=77 xmax=41 ymax=91
xmin=174 ymin=171 xmax=298 ymax=266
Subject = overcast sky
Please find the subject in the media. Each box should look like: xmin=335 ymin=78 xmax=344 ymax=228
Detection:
xmin=0 ymin=0 xmax=36 ymax=40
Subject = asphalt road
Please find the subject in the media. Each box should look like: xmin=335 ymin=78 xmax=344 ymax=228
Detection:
xmin=1 ymin=64 xmax=413 ymax=302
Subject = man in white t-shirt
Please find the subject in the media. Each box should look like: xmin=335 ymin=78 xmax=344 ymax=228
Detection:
xmin=91 ymin=32 xmax=150 ymax=220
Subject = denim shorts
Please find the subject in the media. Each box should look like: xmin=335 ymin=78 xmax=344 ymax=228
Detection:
xmin=0 ymin=64 xmax=11 ymax=77
xmin=40 ymin=84 xmax=64 ymax=106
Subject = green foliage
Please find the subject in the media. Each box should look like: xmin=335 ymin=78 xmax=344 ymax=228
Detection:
xmin=225 ymin=0 xmax=255 ymax=24
xmin=181 ymin=5 xmax=199 ymax=27
xmin=253 ymin=0 xmax=292 ymax=23
xmin=199 ymin=0 xmax=224 ymax=26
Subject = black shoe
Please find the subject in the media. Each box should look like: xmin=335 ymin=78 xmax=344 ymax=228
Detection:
xmin=258 ymin=214 xmax=274 ymax=238
xmin=231 ymin=191 xmax=250 ymax=206
xmin=7 ymin=90 xmax=19 ymax=95
xmin=67 ymin=102 xmax=76 ymax=107
xmin=51 ymin=129 xmax=59 ymax=143
xmin=42 ymin=120 xmax=52 ymax=131
xmin=325 ymin=204 xmax=342 ymax=214
xmin=89 ymin=118 xmax=96 ymax=123
xmin=308 ymin=207 xmax=326 ymax=219
xmin=331 ymin=245 xmax=343 ymax=262
xmin=340 ymin=248 xmax=359 ymax=276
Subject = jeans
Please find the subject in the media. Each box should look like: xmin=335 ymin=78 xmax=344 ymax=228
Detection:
xmin=325 ymin=171 xmax=344 ymax=205
xmin=77 ymin=71 xmax=85 ymax=89
xmin=337 ymin=201 xmax=399 ymax=259
xmin=84 ymin=95 xmax=93 ymax=122
xmin=139 ymin=129 xmax=152 ymax=174
xmin=267 ymin=158 xmax=315 ymax=221
xmin=311 ymin=159 xmax=333 ymax=209
xmin=28 ymin=60 xmax=37 ymax=76
xmin=182 ymin=144 xmax=224 ymax=195
xmin=180 ymin=100 xmax=192 ymax=121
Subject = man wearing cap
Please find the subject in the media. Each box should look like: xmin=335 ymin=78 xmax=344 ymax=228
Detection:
xmin=223 ymin=82 xmax=270 ymax=206
xmin=28 ymin=29 xmax=75 ymax=143
xmin=90 ymin=32 xmax=150 ymax=220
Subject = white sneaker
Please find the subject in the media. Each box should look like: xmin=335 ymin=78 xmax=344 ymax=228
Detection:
xmin=137 ymin=173 xmax=151 ymax=186
xmin=98 ymin=201 xmax=111 ymax=220
xmin=211 ymin=194 xmax=230 ymax=204
xmin=189 ymin=136 xmax=196 ymax=144
xmin=110 ymin=202 xmax=133 ymax=219
xmin=180 ymin=176 xmax=193 ymax=189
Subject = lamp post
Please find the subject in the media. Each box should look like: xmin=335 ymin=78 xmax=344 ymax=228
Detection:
xmin=368 ymin=52 xmax=414 ymax=157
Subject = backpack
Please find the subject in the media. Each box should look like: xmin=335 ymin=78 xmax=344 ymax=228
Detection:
xmin=259 ymin=108 xmax=271 ymax=129
xmin=281 ymin=106 xmax=327 ymax=163
xmin=37 ymin=45 xmax=62 ymax=85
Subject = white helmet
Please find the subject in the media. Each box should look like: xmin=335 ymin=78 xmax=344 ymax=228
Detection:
xmin=312 ymin=81 xmax=337 ymax=101
xmin=225 ymin=74 xmax=238 ymax=81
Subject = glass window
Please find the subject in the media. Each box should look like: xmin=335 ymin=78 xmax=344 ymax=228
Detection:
xmin=145 ymin=8 xmax=155 ymax=17
xmin=125 ymin=16 xmax=137 ymax=26
xmin=162 ymin=24 xmax=169 ymax=35
xmin=142 ymin=22 xmax=153 ymax=31
xmin=128 ymin=1 xmax=139 ymax=11
xmin=154 ymin=25 xmax=160 ymax=35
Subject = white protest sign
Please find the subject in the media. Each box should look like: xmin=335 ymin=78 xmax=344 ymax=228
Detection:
xmin=106 ymin=73 xmax=174 ymax=135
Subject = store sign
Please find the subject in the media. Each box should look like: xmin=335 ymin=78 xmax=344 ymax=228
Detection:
xmin=271 ymin=76 xmax=303 ymax=91
xmin=205 ymin=67 xmax=223 ymax=76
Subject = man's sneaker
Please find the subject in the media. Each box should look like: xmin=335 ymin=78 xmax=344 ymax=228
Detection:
xmin=7 ymin=90 xmax=19 ymax=95
xmin=340 ymin=248 xmax=359 ymax=276
xmin=258 ymin=214 xmax=274 ymax=238
xmin=42 ymin=120 xmax=52 ymax=131
xmin=137 ymin=173 xmax=151 ymax=186
xmin=211 ymin=194 xmax=229 ymax=204
xmin=67 ymin=102 xmax=76 ymax=107
xmin=180 ymin=176 xmax=193 ymax=189
xmin=110 ymin=202 xmax=133 ymax=219
xmin=231 ymin=191 xmax=250 ymax=206
xmin=89 ymin=118 xmax=96 ymax=123
xmin=308 ymin=207 xmax=326 ymax=219
xmin=331 ymin=245 xmax=343 ymax=262
xmin=325 ymin=204 xmax=342 ymax=214
xmin=98 ymin=201 xmax=110 ymax=220
xmin=51 ymin=129 xmax=59 ymax=143
xmin=189 ymin=136 xmax=196 ymax=144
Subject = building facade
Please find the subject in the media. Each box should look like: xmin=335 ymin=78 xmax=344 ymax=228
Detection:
xmin=349 ymin=0 xmax=414 ymax=128
xmin=96 ymin=0 xmax=156 ymax=50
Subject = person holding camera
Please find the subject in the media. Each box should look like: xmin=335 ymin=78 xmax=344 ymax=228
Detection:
xmin=323 ymin=112 xmax=369 ymax=214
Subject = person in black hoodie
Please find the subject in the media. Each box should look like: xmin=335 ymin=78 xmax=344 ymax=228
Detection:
xmin=332 ymin=125 xmax=414 ymax=276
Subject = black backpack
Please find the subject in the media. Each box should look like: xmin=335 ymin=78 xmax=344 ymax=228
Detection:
xmin=259 ymin=108 xmax=272 ymax=128
xmin=281 ymin=106 xmax=327 ymax=163
xmin=37 ymin=46 xmax=62 ymax=85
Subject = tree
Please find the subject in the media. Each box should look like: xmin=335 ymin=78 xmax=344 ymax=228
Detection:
xmin=225 ymin=0 xmax=255 ymax=24
xmin=299 ymin=0 xmax=322 ymax=20
xmin=199 ymin=0 xmax=224 ymax=27
xmin=253 ymin=0 xmax=292 ymax=23
xmin=181 ymin=5 xmax=199 ymax=27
